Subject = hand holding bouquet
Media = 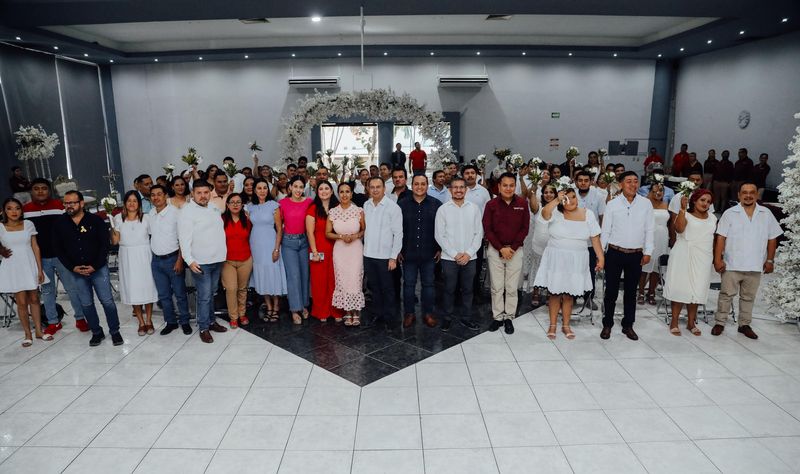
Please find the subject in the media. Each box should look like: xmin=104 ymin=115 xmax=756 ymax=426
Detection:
xmin=101 ymin=196 xmax=117 ymax=227
xmin=222 ymin=161 xmax=238 ymax=178
xmin=677 ymin=180 xmax=696 ymax=197
xmin=181 ymin=147 xmax=202 ymax=167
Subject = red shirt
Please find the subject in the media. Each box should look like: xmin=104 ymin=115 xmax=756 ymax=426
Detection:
xmin=671 ymin=152 xmax=689 ymax=176
xmin=409 ymin=149 xmax=427 ymax=170
xmin=224 ymin=218 xmax=252 ymax=261
xmin=643 ymin=154 xmax=663 ymax=171
xmin=482 ymin=195 xmax=530 ymax=251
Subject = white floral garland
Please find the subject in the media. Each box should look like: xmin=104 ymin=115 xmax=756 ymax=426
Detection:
xmin=14 ymin=125 xmax=60 ymax=179
xmin=764 ymin=112 xmax=800 ymax=321
xmin=280 ymin=89 xmax=454 ymax=167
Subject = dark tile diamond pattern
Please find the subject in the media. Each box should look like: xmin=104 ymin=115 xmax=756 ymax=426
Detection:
xmin=242 ymin=289 xmax=534 ymax=386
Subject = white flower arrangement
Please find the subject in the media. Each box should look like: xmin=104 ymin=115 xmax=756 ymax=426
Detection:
xmin=764 ymin=112 xmax=800 ymax=320
xmin=101 ymin=196 xmax=117 ymax=227
xmin=555 ymin=176 xmax=573 ymax=192
xmin=475 ymin=154 xmax=487 ymax=169
xmin=600 ymin=171 xmax=616 ymax=185
xmin=181 ymin=147 xmax=202 ymax=167
xmin=598 ymin=148 xmax=608 ymax=158
xmin=529 ymin=157 xmax=543 ymax=167
xmin=507 ymin=153 xmax=525 ymax=171
xmin=222 ymin=161 xmax=238 ymax=178
xmin=527 ymin=166 xmax=542 ymax=184
xmin=163 ymin=163 xmax=175 ymax=179
xmin=280 ymin=89 xmax=453 ymax=167
xmin=567 ymin=146 xmax=580 ymax=159
xmin=249 ymin=140 xmax=262 ymax=159
xmin=14 ymin=125 xmax=60 ymax=162
xmin=325 ymin=148 xmax=334 ymax=157
xmin=677 ymin=180 xmax=696 ymax=197
xmin=651 ymin=173 xmax=665 ymax=184
xmin=588 ymin=166 xmax=600 ymax=177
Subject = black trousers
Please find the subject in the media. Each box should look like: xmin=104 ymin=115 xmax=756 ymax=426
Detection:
xmin=472 ymin=245 xmax=485 ymax=297
xmin=585 ymin=246 xmax=597 ymax=301
xmin=602 ymin=248 xmax=643 ymax=329
xmin=364 ymin=257 xmax=397 ymax=325
xmin=441 ymin=260 xmax=477 ymax=322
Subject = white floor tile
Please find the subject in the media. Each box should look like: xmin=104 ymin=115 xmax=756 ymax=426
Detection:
xmin=366 ymin=366 xmax=416 ymax=387
xmin=664 ymin=355 xmax=735 ymax=379
xmin=569 ymin=359 xmax=633 ymax=382
xmin=42 ymin=362 xmax=114 ymax=386
xmin=518 ymin=361 xmax=580 ymax=384
xmin=506 ymin=341 xmax=565 ymax=361
xmin=0 ymin=446 xmax=81 ymax=474
xmin=664 ymin=406 xmax=750 ymax=439
xmin=286 ymin=416 xmax=357 ymax=451
xmin=216 ymin=344 xmax=271 ymax=365
xmin=90 ymin=414 xmax=173 ymax=448
xmin=474 ymin=384 xmax=541 ymax=413
xmin=218 ymin=415 xmax=294 ymax=449
xmin=278 ymin=450 xmax=352 ymax=474
xmin=297 ymin=385 xmax=360 ymax=416
xmin=252 ymin=364 xmax=311 ymax=387
xmin=351 ymin=450 xmax=424 ymax=474
xmin=11 ymin=385 xmax=86 ymax=413
xmin=418 ymin=385 xmax=481 ymax=414
xmin=468 ymin=361 xmax=527 ymax=386
xmin=0 ymin=383 xmax=36 ymax=412
xmin=421 ymin=414 xmax=491 ymax=449
xmin=354 ymin=415 xmax=421 ymax=450
xmin=530 ymin=383 xmax=600 ymax=411
xmin=693 ymin=377 xmax=770 ymax=405
xmin=200 ymin=363 xmax=261 ymax=387
xmin=205 ymin=450 xmax=282 ymax=474
xmin=26 ymin=412 xmax=114 ymax=447
xmin=67 ymin=386 xmax=137 ymax=414
xmin=628 ymin=441 xmax=720 ymax=474
xmin=147 ymin=364 xmax=210 ymax=387
xmin=618 ymin=357 xmax=684 ymax=380
xmin=133 ymin=448 xmax=214 ymax=474
xmin=179 ymin=387 xmax=248 ymax=414
xmin=637 ymin=377 xmax=715 ymax=408
xmin=545 ymin=410 xmax=622 ymax=445
xmin=605 ymin=408 xmax=688 ymax=443
xmin=121 ymin=386 xmax=193 ymax=415
xmin=62 ymin=447 xmax=147 ymax=474
xmin=462 ymin=343 xmax=515 ymax=363
xmin=585 ymin=381 xmax=657 ymax=409
xmin=493 ymin=446 xmax=572 ymax=474
xmin=720 ymin=403 xmax=800 ymax=436
xmin=153 ymin=414 xmax=233 ymax=449
xmin=483 ymin=412 xmax=557 ymax=447
xmin=696 ymin=438 xmax=793 ymax=474
xmin=238 ymin=387 xmax=305 ymax=415
xmin=760 ymin=436 xmax=800 ymax=469
xmin=562 ymin=443 xmax=646 ymax=474
xmin=416 ymin=362 xmax=472 ymax=386
xmin=423 ymin=447 xmax=498 ymax=474
xmin=94 ymin=362 xmax=162 ymax=387
xmin=358 ymin=386 xmax=419 ymax=415
xmin=745 ymin=375 xmax=800 ymax=403
xmin=0 ymin=413 xmax=54 ymax=447
xmin=420 ymin=346 xmax=465 ymax=364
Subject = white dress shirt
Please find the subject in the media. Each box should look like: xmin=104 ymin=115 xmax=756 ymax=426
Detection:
xmin=363 ymin=196 xmax=403 ymax=260
xmin=427 ymin=185 xmax=451 ymax=203
xmin=148 ymin=204 xmax=180 ymax=256
xmin=231 ymin=172 xmax=246 ymax=194
xmin=577 ymin=187 xmax=606 ymax=247
xmin=668 ymin=193 xmax=715 ymax=215
xmin=716 ymin=203 xmax=782 ymax=272
xmin=435 ymin=200 xmax=483 ymax=261
xmin=465 ymin=184 xmax=491 ymax=212
xmin=354 ymin=180 xmax=366 ymax=194
xmin=178 ymin=201 xmax=226 ymax=265
xmin=601 ymin=193 xmax=655 ymax=255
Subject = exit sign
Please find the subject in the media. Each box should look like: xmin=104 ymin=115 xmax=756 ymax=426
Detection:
xmin=551 ymin=112 xmax=560 ymax=119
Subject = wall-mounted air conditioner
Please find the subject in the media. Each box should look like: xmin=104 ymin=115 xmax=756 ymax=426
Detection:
xmin=437 ymin=75 xmax=489 ymax=87
xmin=288 ymin=76 xmax=340 ymax=89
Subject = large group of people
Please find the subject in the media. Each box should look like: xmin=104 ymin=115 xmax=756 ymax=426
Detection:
xmin=0 ymin=140 xmax=782 ymax=347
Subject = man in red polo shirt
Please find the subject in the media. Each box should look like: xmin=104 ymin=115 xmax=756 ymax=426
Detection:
xmin=482 ymin=172 xmax=530 ymax=335
xmin=671 ymin=143 xmax=690 ymax=177
xmin=643 ymin=147 xmax=663 ymax=174
xmin=408 ymin=142 xmax=427 ymax=177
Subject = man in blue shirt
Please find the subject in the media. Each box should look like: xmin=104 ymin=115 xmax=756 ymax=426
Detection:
xmin=637 ymin=169 xmax=674 ymax=203
xmin=399 ymin=174 xmax=442 ymax=328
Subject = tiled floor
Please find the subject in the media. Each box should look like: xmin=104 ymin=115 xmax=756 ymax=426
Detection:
xmin=1 ymin=281 xmax=800 ymax=473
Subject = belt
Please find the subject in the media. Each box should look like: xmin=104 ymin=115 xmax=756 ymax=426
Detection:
xmin=608 ymin=244 xmax=643 ymax=254
xmin=283 ymin=233 xmax=306 ymax=240
xmin=153 ymin=250 xmax=179 ymax=259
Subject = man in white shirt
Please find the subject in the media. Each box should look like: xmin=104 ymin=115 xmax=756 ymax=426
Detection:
xmin=379 ymin=163 xmax=393 ymax=190
xmin=462 ymin=164 xmax=492 ymax=300
xmin=668 ymin=171 xmax=714 ymax=245
xmin=223 ymin=156 xmax=246 ymax=193
xmin=600 ymin=171 xmax=655 ymax=341
xmin=427 ymin=170 xmax=451 ymax=203
xmin=363 ymin=177 xmax=403 ymax=329
xmin=149 ymin=185 xmax=192 ymax=336
xmin=575 ymin=171 xmax=606 ymax=310
xmin=712 ymin=182 xmax=782 ymax=339
xmin=435 ymin=177 xmax=482 ymax=332
xmin=178 ymin=180 xmax=228 ymax=343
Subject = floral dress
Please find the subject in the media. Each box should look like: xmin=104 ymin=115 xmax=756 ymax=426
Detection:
xmin=329 ymin=204 xmax=365 ymax=311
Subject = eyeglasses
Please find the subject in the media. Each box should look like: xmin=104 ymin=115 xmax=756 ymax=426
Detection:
xmin=64 ymin=201 xmax=81 ymax=206
xmin=228 ymin=201 xmax=243 ymax=205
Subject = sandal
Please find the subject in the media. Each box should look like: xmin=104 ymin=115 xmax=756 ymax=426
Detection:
xmin=351 ymin=314 xmax=361 ymax=326
xmin=637 ymin=292 xmax=645 ymax=305
xmin=137 ymin=324 xmax=147 ymax=336
xmin=292 ymin=312 xmax=302 ymax=325
xmin=647 ymin=294 xmax=656 ymax=305
xmin=266 ymin=310 xmax=280 ymax=323
xmin=687 ymin=326 xmax=701 ymax=336
xmin=38 ymin=333 xmax=53 ymax=341
xmin=301 ymin=309 xmax=309 ymax=320
xmin=21 ymin=338 xmax=33 ymax=347
xmin=562 ymin=326 xmax=576 ymax=340
xmin=669 ymin=326 xmax=682 ymax=336
xmin=239 ymin=315 xmax=250 ymax=326
xmin=334 ymin=317 xmax=343 ymax=323
xmin=547 ymin=324 xmax=557 ymax=340
xmin=146 ymin=323 xmax=155 ymax=335
xmin=344 ymin=315 xmax=353 ymax=326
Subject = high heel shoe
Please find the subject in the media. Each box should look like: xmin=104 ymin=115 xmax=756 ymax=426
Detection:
xmin=547 ymin=324 xmax=557 ymax=340
xmin=562 ymin=326 xmax=576 ymax=340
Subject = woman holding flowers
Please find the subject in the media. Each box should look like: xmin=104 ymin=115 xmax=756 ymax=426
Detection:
xmin=637 ymin=183 xmax=670 ymax=305
xmin=662 ymin=188 xmax=716 ymax=336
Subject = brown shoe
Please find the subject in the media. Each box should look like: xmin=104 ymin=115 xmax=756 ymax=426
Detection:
xmin=209 ymin=322 xmax=228 ymax=333
xmin=738 ymin=325 xmax=758 ymax=339
xmin=199 ymin=330 xmax=213 ymax=343
xmin=403 ymin=313 xmax=416 ymax=329
xmin=711 ymin=324 xmax=725 ymax=336
xmin=423 ymin=313 xmax=438 ymax=328
xmin=600 ymin=327 xmax=612 ymax=340
xmin=622 ymin=328 xmax=639 ymax=341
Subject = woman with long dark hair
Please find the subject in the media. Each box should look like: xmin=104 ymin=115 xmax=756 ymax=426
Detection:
xmin=306 ymin=180 xmax=343 ymax=322
xmin=326 ymin=182 xmax=366 ymax=326
xmin=247 ymin=179 xmax=286 ymax=322
xmin=241 ymin=176 xmax=256 ymax=204
xmin=0 ymin=197 xmax=47 ymax=346
xmin=169 ymin=175 xmax=191 ymax=209
xmin=221 ymin=193 xmax=252 ymax=328
xmin=279 ymin=176 xmax=313 ymax=324
xmin=111 ymin=190 xmax=158 ymax=336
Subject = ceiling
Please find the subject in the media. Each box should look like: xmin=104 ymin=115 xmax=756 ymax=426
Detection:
xmin=0 ymin=0 xmax=798 ymax=64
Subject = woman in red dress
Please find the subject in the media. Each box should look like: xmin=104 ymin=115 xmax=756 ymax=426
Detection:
xmin=306 ymin=180 xmax=344 ymax=322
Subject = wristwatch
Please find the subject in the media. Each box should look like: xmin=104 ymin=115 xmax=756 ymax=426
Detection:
xmin=766 ymin=259 xmax=774 ymax=263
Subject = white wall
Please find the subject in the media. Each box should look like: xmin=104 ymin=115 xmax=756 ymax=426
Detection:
xmin=111 ymin=56 xmax=657 ymax=183
xmin=673 ymin=31 xmax=800 ymax=188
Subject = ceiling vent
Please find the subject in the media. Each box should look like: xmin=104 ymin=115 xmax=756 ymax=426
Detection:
xmin=485 ymin=14 xmax=513 ymax=21
xmin=239 ymin=18 xmax=270 ymax=24
xmin=288 ymin=76 xmax=341 ymax=89
xmin=437 ymin=74 xmax=489 ymax=88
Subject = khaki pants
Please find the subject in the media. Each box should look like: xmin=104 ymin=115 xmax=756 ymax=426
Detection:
xmin=716 ymin=270 xmax=761 ymax=327
xmin=222 ymin=257 xmax=253 ymax=320
xmin=712 ymin=181 xmax=730 ymax=212
xmin=487 ymin=246 xmax=523 ymax=321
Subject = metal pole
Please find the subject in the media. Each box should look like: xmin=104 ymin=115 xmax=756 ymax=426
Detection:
xmin=360 ymin=6 xmax=365 ymax=72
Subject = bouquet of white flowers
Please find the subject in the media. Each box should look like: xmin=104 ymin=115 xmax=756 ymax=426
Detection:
xmin=249 ymin=140 xmax=262 ymax=159
xmin=555 ymin=176 xmax=573 ymax=192
xmin=325 ymin=149 xmax=334 ymax=158
xmin=677 ymin=180 xmax=696 ymax=197
xmin=507 ymin=153 xmax=525 ymax=171
xmin=588 ymin=166 xmax=600 ymax=177
xmin=598 ymin=148 xmax=608 ymax=159
xmin=649 ymin=173 xmax=665 ymax=185
xmin=527 ymin=166 xmax=542 ymax=184
xmin=567 ymin=146 xmax=580 ymax=159
xmin=101 ymin=196 xmax=117 ymax=227
xmin=222 ymin=161 xmax=238 ymax=178
xmin=600 ymin=171 xmax=616 ymax=185
xmin=493 ymin=148 xmax=511 ymax=161
xmin=475 ymin=154 xmax=487 ymax=169
xmin=163 ymin=163 xmax=175 ymax=179
xmin=181 ymin=147 xmax=202 ymax=167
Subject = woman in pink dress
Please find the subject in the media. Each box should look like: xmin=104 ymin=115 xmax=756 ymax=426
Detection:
xmin=326 ymin=182 xmax=366 ymax=326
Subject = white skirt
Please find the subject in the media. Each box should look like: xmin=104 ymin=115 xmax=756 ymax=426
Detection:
xmin=118 ymin=244 xmax=158 ymax=305
xmin=533 ymin=245 xmax=593 ymax=297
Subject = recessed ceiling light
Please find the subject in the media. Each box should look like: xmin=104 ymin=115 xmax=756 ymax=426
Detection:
xmin=244 ymin=55 xmax=249 ymax=59
xmin=476 ymin=51 xmax=481 ymax=56
xmin=707 ymin=39 xmax=713 ymax=44
xmin=311 ymin=16 xmax=321 ymax=22
xmin=781 ymin=17 xmax=788 ymax=23
xmin=522 ymin=52 xmax=526 ymax=56
xmin=83 ymin=53 xmax=89 ymax=57
xmin=657 ymin=53 xmax=662 ymax=58
xmin=613 ymin=53 xmax=618 ymax=57
xmin=198 ymin=57 xmax=203 ymax=60
xmin=337 ymin=52 xmax=342 ymax=56
xmin=15 ymin=36 xmax=21 ymax=41
xmin=430 ymin=52 xmax=434 ymax=56
xmin=154 ymin=58 xmax=159 ymax=62
xmin=53 ymin=46 xmax=59 ymax=50
xmin=383 ymin=52 xmax=388 ymax=56
xmin=680 ymin=47 xmax=685 ymax=52
xmin=109 ymin=59 xmax=114 ymax=63
xmin=291 ymin=53 xmax=296 ymax=57
xmin=568 ymin=52 xmax=573 ymax=56
xmin=739 ymin=30 xmax=745 ymax=35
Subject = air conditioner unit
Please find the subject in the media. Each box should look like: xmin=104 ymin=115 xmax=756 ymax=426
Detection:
xmin=288 ymin=76 xmax=340 ymax=89
xmin=437 ymin=74 xmax=489 ymax=87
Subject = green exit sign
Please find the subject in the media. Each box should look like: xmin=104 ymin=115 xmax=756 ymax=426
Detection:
xmin=551 ymin=112 xmax=560 ymax=119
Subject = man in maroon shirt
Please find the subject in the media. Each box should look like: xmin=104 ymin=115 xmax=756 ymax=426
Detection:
xmin=671 ymin=143 xmax=690 ymax=177
xmin=408 ymin=142 xmax=427 ymax=177
xmin=712 ymin=149 xmax=734 ymax=211
xmin=642 ymin=147 xmax=663 ymax=174
xmin=733 ymin=147 xmax=754 ymax=196
xmin=482 ymin=172 xmax=530 ymax=334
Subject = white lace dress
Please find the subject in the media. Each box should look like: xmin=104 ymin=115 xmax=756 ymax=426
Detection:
xmin=533 ymin=210 xmax=601 ymax=296
xmin=329 ymin=205 xmax=365 ymax=311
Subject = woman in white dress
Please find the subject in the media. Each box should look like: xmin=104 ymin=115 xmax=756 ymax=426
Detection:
xmin=534 ymin=188 xmax=604 ymax=339
xmin=112 ymin=191 xmax=158 ymax=336
xmin=638 ymin=183 xmax=670 ymax=305
xmin=663 ymin=189 xmax=717 ymax=336
xmin=521 ymin=170 xmax=550 ymax=295
xmin=528 ymin=178 xmax=555 ymax=306
xmin=0 ymin=198 xmax=48 ymax=346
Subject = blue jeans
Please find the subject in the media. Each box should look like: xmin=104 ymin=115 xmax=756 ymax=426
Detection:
xmin=73 ymin=265 xmax=120 ymax=336
xmin=282 ymin=234 xmax=310 ymax=312
xmin=193 ymin=262 xmax=222 ymax=331
xmin=403 ymin=258 xmax=435 ymax=315
xmin=41 ymin=257 xmax=85 ymax=324
xmin=151 ymin=253 xmax=191 ymax=325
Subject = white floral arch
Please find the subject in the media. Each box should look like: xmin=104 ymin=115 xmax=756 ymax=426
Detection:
xmin=280 ymin=88 xmax=454 ymax=167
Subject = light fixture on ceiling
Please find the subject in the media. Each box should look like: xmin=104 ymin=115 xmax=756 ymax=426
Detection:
xmin=430 ymin=52 xmax=434 ymax=56
xmin=781 ymin=17 xmax=788 ymax=23
xmin=291 ymin=53 xmax=296 ymax=57
xmin=244 ymin=55 xmax=249 ymax=59
xmin=657 ymin=53 xmax=662 ymax=58
xmin=83 ymin=53 xmax=89 ymax=57
xmin=476 ymin=51 xmax=481 ymax=55
xmin=707 ymin=39 xmax=713 ymax=44
xmin=198 ymin=56 xmax=203 ymax=60
xmin=568 ymin=52 xmax=573 ymax=56
xmin=739 ymin=30 xmax=745 ymax=35
xmin=53 ymin=46 xmax=59 ymax=50
xmin=109 ymin=59 xmax=114 ymax=63
xmin=613 ymin=53 xmax=618 ymax=57
xmin=679 ymin=47 xmax=685 ymax=51
xmin=154 ymin=58 xmax=158 ymax=62
xmin=337 ymin=52 xmax=342 ymax=56
xmin=311 ymin=16 xmax=322 ymax=22
xmin=522 ymin=52 xmax=526 ymax=56
xmin=383 ymin=52 xmax=388 ymax=56
xmin=15 ymin=36 xmax=21 ymax=40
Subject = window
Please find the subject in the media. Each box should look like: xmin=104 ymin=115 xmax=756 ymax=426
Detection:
xmin=392 ymin=123 xmax=451 ymax=154
xmin=319 ymin=123 xmax=378 ymax=167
